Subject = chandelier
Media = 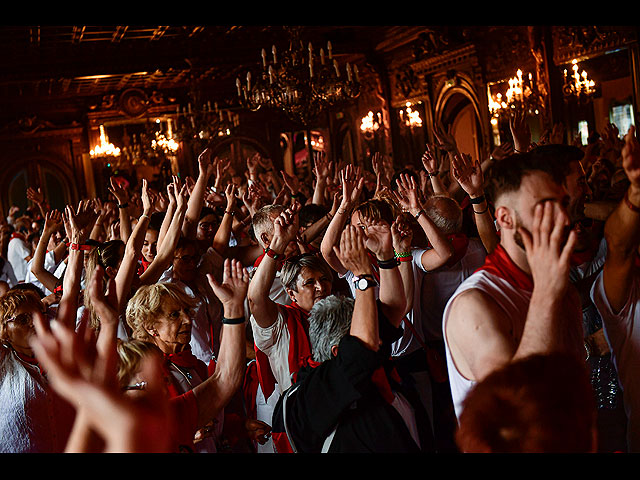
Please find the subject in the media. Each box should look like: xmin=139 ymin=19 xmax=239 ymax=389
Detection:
xmin=174 ymin=99 xmax=240 ymax=147
xmin=90 ymin=124 xmax=121 ymax=159
xmin=399 ymin=102 xmax=423 ymax=129
xmin=562 ymin=58 xmax=596 ymax=102
xmin=488 ymin=69 xmax=544 ymax=124
xmin=236 ymin=28 xmax=361 ymax=126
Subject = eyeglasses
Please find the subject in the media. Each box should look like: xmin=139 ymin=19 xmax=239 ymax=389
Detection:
xmin=122 ymin=381 xmax=147 ymax=391
xmin=4 ymin=312 xmax=35 ymax=327
xmin=175 ymin=255 xmax=199 ymax=264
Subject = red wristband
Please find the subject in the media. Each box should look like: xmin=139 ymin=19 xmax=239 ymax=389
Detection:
xmin=624 ymin=191 xmax=640 ymax=213
xmin=265 ymin=247 xmax=283 ymax=260
xmin=67 ymin=242 xmax=92 ymax=251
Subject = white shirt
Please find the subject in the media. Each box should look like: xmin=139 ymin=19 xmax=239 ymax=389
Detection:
xmin=591 ymin=271 xmax=640 ymax=452
xmin=442 ymin=268 xmax=532 ymax=420
xmin=7 ymin=237 xmax=30 ymax=282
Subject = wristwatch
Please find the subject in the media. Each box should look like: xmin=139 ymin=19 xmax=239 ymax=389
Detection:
xmin=353 ymin=274 xmax=378 ymax=291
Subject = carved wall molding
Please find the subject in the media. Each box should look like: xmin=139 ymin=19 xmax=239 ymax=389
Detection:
xmin=552 ymin=26 xmax=638 ymax=66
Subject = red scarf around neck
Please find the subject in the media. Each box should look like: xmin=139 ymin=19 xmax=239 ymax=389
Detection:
xmin=477 ymin=243 xmax=534 ymax=292
xmin=254 ymin=301 xmax=312 ymax=399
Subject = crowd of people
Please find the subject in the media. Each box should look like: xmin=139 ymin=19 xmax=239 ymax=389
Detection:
xmin=1 ymin=112 xmax=639 ymax=453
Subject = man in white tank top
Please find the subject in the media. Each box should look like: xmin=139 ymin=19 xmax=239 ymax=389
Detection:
xmin=590 ymin=126 xmax=640 ymax=452
xmin=443 ymin=152 xmax=585 ymax=420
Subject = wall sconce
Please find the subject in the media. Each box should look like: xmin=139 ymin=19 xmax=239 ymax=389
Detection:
xmin=360 ymin=110 xmax=381 ymax=140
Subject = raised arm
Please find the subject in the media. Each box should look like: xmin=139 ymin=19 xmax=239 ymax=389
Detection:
xmin=311 ymin=151 xmax=333 ymax=206
xmin=183 ymin=148 xmax=215 ymax=240
xmin=30 ymin=209 xmax=64 ymax=293
xmin=601 ymin=125 xmax=640 ymax=313
xmin=211 ymin=183 xmax=238 ymax=255
xmin=108 ymin=176 xmax=132 ymax=243
xmin=451 ymin=152 xmax=499 ymax=253
xmin=157 ymin=177 xmax=179 ymax=251
xmin=333 ymin=225 xmax=379 ymax=350
xmin=192 ymin=259 xmax=249 ymax=427
xmin=320 ymin=165 xmax=364 ymax=276
xmin=391 ymin=215 xmax=414 ymax=316
xmin=139 ymin=183 xmax=188 ymax=286
xmin=113 ymin=179 xmax=152 ymax=314
xmin=421 ymin=145 xmax=448 ymax=196
xmin=58 ymin=201 xmax=98 ymax=330
xmin=247 ymin=203 xmax=301 ymax=329
xmin=394 ymin=173 xmax=454 ymax=270
xmin=361 ymin=219 xmax=406 ymax=328
xmin=509 ymin=109 xmax=532 ymax=153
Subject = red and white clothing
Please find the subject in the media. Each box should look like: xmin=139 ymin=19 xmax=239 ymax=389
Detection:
xmin=442 ymin=244 xmax=535 ymax=420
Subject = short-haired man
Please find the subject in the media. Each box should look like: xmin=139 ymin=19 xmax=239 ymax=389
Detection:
xmin=442 ymin=151 xmax=584 ymax=419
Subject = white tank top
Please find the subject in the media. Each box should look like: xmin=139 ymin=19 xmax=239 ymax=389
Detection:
xmin=442 ymin=269 xmax=532 ymax=420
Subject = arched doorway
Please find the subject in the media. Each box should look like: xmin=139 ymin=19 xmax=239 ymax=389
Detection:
xmin=1 ymin=157 xmax=75 ymax=217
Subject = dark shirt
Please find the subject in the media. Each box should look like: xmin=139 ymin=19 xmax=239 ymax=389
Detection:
xmin=272 ymin=306 xmax=423 ymax=453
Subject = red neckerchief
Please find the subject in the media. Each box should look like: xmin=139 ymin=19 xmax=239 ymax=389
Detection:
xmin=254 ymin=302 xmax=311 ymax=399
xmin=476 ymin=243 xmax=533 ymax=292
xmin=164 ymin=348 xmax=208 ymax=385
xmin=10 ymin=232 xmax=25 ymax=241
xmin=445 ymin=233 xmax=469 ymax=268
xmin=137 ymin=258 xmax=151 ymax=276
xmin=570 ymin=235 xmax=600 ymax=266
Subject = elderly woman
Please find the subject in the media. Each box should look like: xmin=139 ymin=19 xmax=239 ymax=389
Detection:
xmin=125 ymin=259 xmax=248 ymax=453
xmin=0 ymin=288 xmax=75 ymax=452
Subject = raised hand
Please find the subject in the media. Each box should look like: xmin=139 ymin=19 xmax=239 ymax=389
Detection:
xmin=26 ymin=186 xmax=45 ymax=205
xmin=312 ymin=150 xmax=333 ymax=179
xmin=490 ymin=142 xmax=514 ymax=161
xmin=64 ymin=200 xmax=99 ymax=243
xmin=509 ymin=109 xmax=531 ymax=153
xmin=363 ymin=219 xmax=394 ymax=261
xmin=339 ymin=164 xmax=364 ymax=211
xmin=280 ymin=170 xmax=301 ymax=196
xmin=108 ymin=176 xmax=129 ymax=207
xmin=622 ymin=125 xmax=640 ymax=187
xmin=518 ymin=201 xmax=576 ymax=298
xmin=434 ymin=123 xmax=458 ymax=154
xmin=391 ymin=216 xmax=413 ymax=253
xmin=207 ymin=258 xmax=249 ymax=316
xmin=394 ymin=173 xmax=423 ymax=215
xmin=333 ymin=225 xmax=373 ymax=276
xmin=140 ymin=179 xmax=153 ymax=215
xmin=43 ymin=209 xmax=63 ymax=235
xmin=451 ymin=153 xmax=485 ymax=198
xmin=197 ymin=147 xmax=215 ymax=178
xmin=421 ymin=145 xmax=440 ymax=174
xmin=549 ymin=122 xmax=565 ymax=145
xmin=224 ymin=183 xmax=238 ymax=213
xmin=272 ymin=202 xmax=301 ymax=249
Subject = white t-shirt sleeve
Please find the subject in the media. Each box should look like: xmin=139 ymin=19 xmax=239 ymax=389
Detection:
xmin=250 ymin=306 xmax=294 ymax=391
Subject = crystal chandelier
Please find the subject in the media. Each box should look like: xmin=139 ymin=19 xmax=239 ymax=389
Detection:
xmin=236 ymin=28 xmax=361 ymax=126
xmin=151 ymin=118 xmax=179 ymax=155
xmin=562 ymin=58 xmax=596 ymax=102
xmin=488 ymin=69 xmax=544 ymax=124
xmin=90 ymin=124 xmax=121 ymax=159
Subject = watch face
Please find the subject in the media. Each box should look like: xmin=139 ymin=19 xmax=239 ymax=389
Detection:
xmin=357 ymin=278 xmax=367 ymax=290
